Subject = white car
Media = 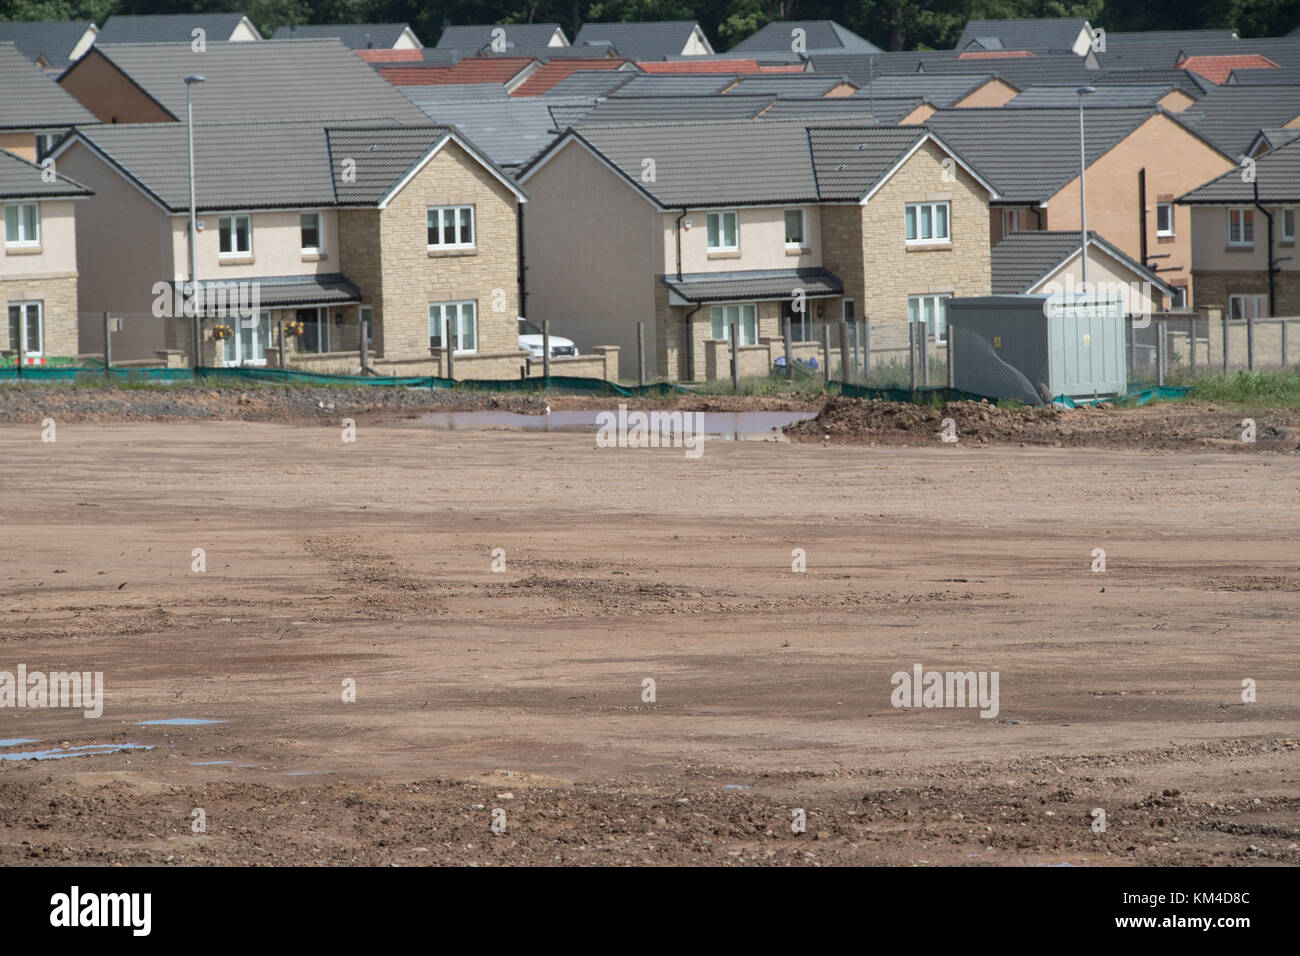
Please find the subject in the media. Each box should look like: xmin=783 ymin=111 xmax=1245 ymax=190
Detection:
xmin=518 ymin=319 xmax=578 ymax=360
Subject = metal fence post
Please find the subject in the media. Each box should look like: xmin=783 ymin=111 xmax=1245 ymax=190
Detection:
xmin=446 ymin=315 xmax=456 ymax=382
xmin=1282 ymin=320 xmax=1289 ymax=368
xmin=908 ymin=321 xmax=917 ymax=391
xmin=821 ymin=322 xmax=831 ymax=385
xmin=1222 ymin=315 xmax=1230 ymax=372
xmin=838 ymin=320 xmax=850 ymax=384
xmin=1156 ymin=318 xmax=1167 ymax=386
xmin=1127 ymin=317 xmax=1135 ymax=379
xmin=946 ymin=323 xmax=955 ymax=389
xmin=1188 ymin=315 xmax=1195 ymax=373
xmin=541 ymin=318 xmax=549 ymax=386
xmin=863 ymin=317 xmax=870 ymax=384
xmin=358 ymin=312 xmax=368 ymax=373
xmin=730 ymin=322 xmax=740 ymax=392
xmin=919 ymin=318 xmax=929 ymax=387
xmin=636 ymin=321 xmax=645 ymax=388
xmin=278 ymin=320 xmax=286 ymax=369
xmin=783 ymin=318 xmax=793 ymax=382
xmin=1246 ymin=315 xmax=1256 ymax=371
xmin=102 ymin=311 xmax=112 ymax=377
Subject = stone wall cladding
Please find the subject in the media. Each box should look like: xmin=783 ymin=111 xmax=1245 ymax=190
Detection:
xmin=376 ymin=141 xmax=520 ymax=362
xmin=1193 ymin=270 xmax=1300 ymax=318
xmin=0 ymin=274 xmax=79 ymax=358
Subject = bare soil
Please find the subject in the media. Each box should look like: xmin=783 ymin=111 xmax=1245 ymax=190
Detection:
xmin=0 ymin=407 xmax=1297 ymax=866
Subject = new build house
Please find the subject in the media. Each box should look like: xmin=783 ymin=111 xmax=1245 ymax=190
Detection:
xmin=1 ymin=147 xmax=92 ymax=365
xmin=50 ymin=122 xmax=528 ymax=375
xmin=519 ymin=120 xmax=996 ymax=381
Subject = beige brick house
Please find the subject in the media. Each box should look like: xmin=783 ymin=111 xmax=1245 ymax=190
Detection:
xmin=518 ymin=120 xmax=996 ymax=381
xmin=1 ymin=147 xmax=92 ymax=365
xmin=51 ymin=122 xmax=527 ymax=375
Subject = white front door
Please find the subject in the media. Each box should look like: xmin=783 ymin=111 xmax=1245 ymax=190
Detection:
xmin=222 ymin=311 xmax=271 ymax=366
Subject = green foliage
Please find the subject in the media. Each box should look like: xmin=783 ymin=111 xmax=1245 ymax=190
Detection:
xmin=1183 ymin=369 xmax=1300 ymax=406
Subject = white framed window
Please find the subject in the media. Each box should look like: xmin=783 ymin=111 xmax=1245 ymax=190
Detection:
xmin=429 ymin=301 xmax=477 ymax=353
xmin=1283 ymin=208 xmax=1296 ymax=243
xmin=706 ymin=211 xmax=738 ymax=252
xmin=4 ymin=203 xmax=40 ymax=247
xmin=1227 ymin=208 xmax=1254 ymax=247
xmin=1229 ymin=294 xmax=1267 ymax=320
xmin=7 ymin=301 xmax=43 ymax=357
xmin=218 ymin=214 xmax=251 ymax=256
xmin=908 ymin=294 xmax=950 ymax=343
xmin=1156 ymin=202 xmax=1174 ymax=237
xmin=905 ymin=201 xmax=950 ymax=244
xmin=298 ymin=307 xmax=331 ymax=353
xmin=221 ymin=310 xmax=271 ymax=367
xmin=709 ymin=303 xmax=757 ymax=345
xmin=427 ymin=205 xmax=474 ymax=250
xmin=1003 ymin=209 xmax=1019 ymax=235
xmin=35 ymin=132 xmax=62 ymax=159
xmin=784 ymin=208 xmax=806 ymax=248
xmin=1170 ymin=286 xmax=1187 ymax=310
xmin=300 ymin=212 xmax=321 ymax=254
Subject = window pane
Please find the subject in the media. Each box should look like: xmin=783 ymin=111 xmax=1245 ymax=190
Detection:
xmin=707 ymin=215 xmax=719 ymax=248
xmin=460 ymin=304 xmax=476 ymax=351
xmin=26 ymin=307 xmax=40 ymax=352
xmin=784 ymin=210 xmax=802 ymax=245
xmin=427 ymin=211 xmax=437 ymax=245
xmin=236 ymin=218 xmax=249 ymax=252
xmin=8 ymin=306 xmax=18 ymax=349
xmin=4 ymin=206 xmax=15 ymax=243
xmin=920 ymin=205 xmax=932 ymax=239
xmin=935 ymin=204 xmax=948 ymax=239
xmin=219 ymin=218 xmax=231 ymax=253
xmin=905 ymin=206 xmax=916 ymax=240
xmin=710 ymin=307 xmax=723 ymax=340
xmin=443 ymin=209 xmax=455 ymax=245
xmin=300 ymin=214 xmax=319 ymax=249
xmin=22 ymin=205 xmax=37 ymax=241
xmin=935 ymin=297 xmax=947 ymax=338
xmin=459 ymin=207 xmax=473 ymax=245
xmin=907 ymin=297 xmax=918 ymax=323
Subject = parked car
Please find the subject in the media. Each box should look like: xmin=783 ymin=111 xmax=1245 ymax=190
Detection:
xmin=518 ymin=319 xmax=578 ymax=359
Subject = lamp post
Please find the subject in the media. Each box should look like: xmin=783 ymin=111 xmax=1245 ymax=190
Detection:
xmin=185 ymin=74 xmax=205 ymax=370
xmin=1076 ymin=85 xmax=1095 ymax=290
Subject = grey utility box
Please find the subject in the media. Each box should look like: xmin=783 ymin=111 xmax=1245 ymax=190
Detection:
xmin=946 ymin=294 xmax=1126 ymax=404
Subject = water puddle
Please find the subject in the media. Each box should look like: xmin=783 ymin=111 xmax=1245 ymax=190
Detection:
xmin=0 ymin=738 xmax=39 ymax=747
xmin=189 ymin=760 xmax=234 ymax=766
xmin=420 ymin=409 xmax=814 ymax=441
xmin=137 ymin=718 xmax=227 ymax=726
xmin=285 ymin=770 xmax=332 ymax=777
xmin=0 ymin=743 xmax=153 ymax=762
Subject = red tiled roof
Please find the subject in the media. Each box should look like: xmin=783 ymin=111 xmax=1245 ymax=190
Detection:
xmin=510 ymin=58 xmax=629 ymax=96
xmin=356 ymin=49 xmax=423 ymax=63
xmin=379 ymin=56 xmax=538 ymax=87
xmin=957 ymin=49 xmax=1035 ymax=59
xmin=1176 ymin=54 xmax=1279 ymax=85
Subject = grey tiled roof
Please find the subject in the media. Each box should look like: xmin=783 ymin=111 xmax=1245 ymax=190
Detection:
xmin=0 ymin=42 xmax=99 ymax=129
xmin=853 ymin=72 xmax=994 ymax=106
xmin=1008 ymin=84 xmax=1175 ymax=108
xmin=530 ymin=120 xmax=963 ymax=208
xmin=400 ymin=91 xmax=588 ymax=168
xmin=577 ymin=95 xmax=775 ymax=125
xmin=724 ymin=74 xmax=854 ymax=97
xmin=271 ymin=23 xmax=419 ymax=50
xmin=63 ymin=121 xmax=506 ymax=210
xmin=663 ymin=267 xmax=843 ymax=303
xmin=68 ymin=39 xmax=431 ymax=125
xmin=0 ymin=21 xmax=95 ymax=68
xmin=171 ymin=273 xmax=362 ymax=308
xmin=991 ymin=230 xmax=1173 ymax=294
xmin=918 ymin=54 xmax=1098 ymax=87
xmin=574 ymin=21 xmax=709 ymax=59
xmin=97 ymin=14 xmax=258 ymax=44
xmin=540 ymin=70 xmax=636 ymax=98
xmin=395 ymin=83 xmax=509 ymax=103
xmin=1092 ymin=69 xmax=1207 ymax=100
xmin=728 ymin=21 xmax=882 ymax=55
xmin=547 ymin=102 xmax=600 ymax=129
xmin=612 ymin=74 xmax=734 ymax=96
xmin=955 ymin=18 xmax=1091 ymax=52
xmin=1230 ymin=66 xmax=1300 ymax=84
xmin=1179 ymin=137 xmax=1300 ymax=203
xmin=1175 ymin=85 xmax=1300 ymax=155
xmin=756 ymin=97 xmax=886 ymax=122
xmin=1250 ymin=126 xmax=1300 ymax=153
xmin=924 ymin=106 xmax=1156 ymax=203
xmin=434 ymin=23 xmax=567 ymax=54
xmin=0 ymin=146 xmax=92 ymax=199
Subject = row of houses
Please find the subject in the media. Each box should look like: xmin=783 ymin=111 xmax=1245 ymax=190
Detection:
xmin=2 ymin=15 xmax=1298 ymax=381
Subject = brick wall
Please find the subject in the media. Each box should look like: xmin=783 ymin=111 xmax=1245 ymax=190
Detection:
xmin=0 ymin=275 xmax=78 ymax=359
xmin=376 ymin=140 xmax=520 ymax=362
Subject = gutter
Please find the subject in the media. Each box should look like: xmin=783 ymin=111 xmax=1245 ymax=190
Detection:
xmin=517 ymin=201 xmax=527 ymax=318
xmin=1252 ymin=178 xmax=1276 ymax=316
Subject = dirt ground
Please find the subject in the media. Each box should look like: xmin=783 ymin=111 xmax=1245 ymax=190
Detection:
xmin=0 ymin=397 xmax=1297 ymax=866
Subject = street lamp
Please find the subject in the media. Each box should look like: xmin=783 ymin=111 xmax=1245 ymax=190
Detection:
xmin=185 ymin=74 xmax=205 ymax=370
xmin=1076 ymin=86 xmax=1095 ymax=290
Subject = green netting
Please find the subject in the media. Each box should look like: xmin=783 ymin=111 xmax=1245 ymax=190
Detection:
xmin=0 ymin=364 xmax=697 ymax=396
xmin=1052 ymin=386 xmax=1191 ymax=408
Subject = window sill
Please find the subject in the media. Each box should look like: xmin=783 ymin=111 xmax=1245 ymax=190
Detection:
xmin=1156 ymin=233 xmax=1175 ymax=243
xmin=301 ymin=251 xmax=326 ymax=262
xmin=4 ymin=244 xmax=43 ymax=255
xmin=1224 ymin=245 xmax=1255 ymax=253
xmin=218 ymin=256 xmax=255 ymax=265
xmin=428 ymin=248 xmax=477 ymax=258
xmin=905 ymin=242 xmax=952 ymax=252
xmin=784 ymin=246 xmax=810 ymax=256
xmin=706 ymin=250 xmax=741 ymax=260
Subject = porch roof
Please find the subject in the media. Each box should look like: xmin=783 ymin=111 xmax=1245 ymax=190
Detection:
xmin=662 ymin=267 xmax=843 ymax=305
xmin=174 ymin=274 xmax=363 ymax=310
